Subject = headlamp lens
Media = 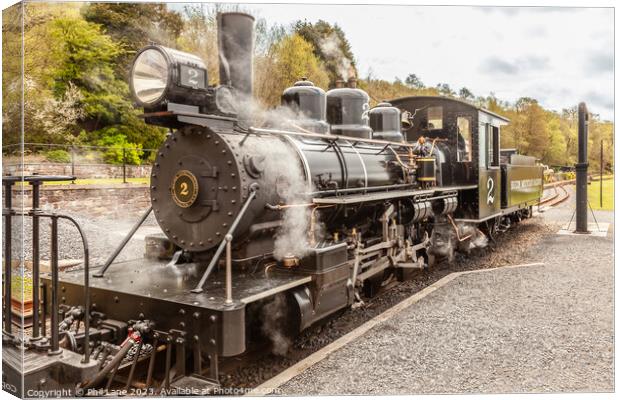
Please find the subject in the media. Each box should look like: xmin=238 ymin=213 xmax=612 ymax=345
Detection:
xmin=132 ymin=49 xmax=169 ymax=104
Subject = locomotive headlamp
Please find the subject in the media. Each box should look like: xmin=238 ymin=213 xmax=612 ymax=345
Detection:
xmin=130 ymin=45 xmax=209 ymax=108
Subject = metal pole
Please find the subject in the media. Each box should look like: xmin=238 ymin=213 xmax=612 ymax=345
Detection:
xmin=83 ymin=243 xmax=90 ymax=363
xmin=49 ymin=216 xmax=61 ymax=354
xmin=122 ymin=148 xmax=127 ymax=184
xmin=94 ymin=206 xmax=152 ymax=277
xmin=31 ymin=182 xmax=41 ymax=339
xmin=3 ymin=181 xmax=12 ymax=335
xmin=225 ymin=235 xmax=233 ymax=304
xmin=41 ymin=283 xmax=47 ymax=337
xmin=56 ymin=214 xmax=91 ymax=363
xmin=71 ymin=146 xmax=76 ymax=183
xmin=575 ymin=102 xmax=589 ymax=233
xmin=191 ymin=183 xmax=259 ymax=293
xmin=600 ymin=140 xmax=603 ymax=208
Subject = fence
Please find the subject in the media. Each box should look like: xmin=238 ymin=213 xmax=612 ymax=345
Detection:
xmin=2 ymin=143 xmax=158 ymax=182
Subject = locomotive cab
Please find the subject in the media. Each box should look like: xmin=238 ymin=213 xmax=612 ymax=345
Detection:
xmin=388 ymin=96 xmax=517 ymax=222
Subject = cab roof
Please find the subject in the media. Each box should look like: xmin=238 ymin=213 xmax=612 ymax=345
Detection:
xmin=389 ymin=95 xmax=510 ymax=123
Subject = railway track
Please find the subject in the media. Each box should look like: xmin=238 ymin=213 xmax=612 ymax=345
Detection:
xmin=539 ymin=180 xmax=572 ymax=207
xmin=219 ymin=220 xmax=555 ymax=391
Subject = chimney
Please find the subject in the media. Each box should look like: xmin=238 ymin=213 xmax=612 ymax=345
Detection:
xmin=217 ymin=12 xmax=255 ymax=98
xmin=347 ymin=77 xmax=357 ymax=89
xmin=335 ymin=79 xmax=345 ymax=88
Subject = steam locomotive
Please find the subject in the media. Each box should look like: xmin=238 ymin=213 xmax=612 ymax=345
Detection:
xmin=4 ymin=12 xmax=544 ymax=395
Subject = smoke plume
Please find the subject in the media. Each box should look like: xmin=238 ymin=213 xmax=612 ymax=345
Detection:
xmin=318 ymin=31 xmax=355 ymax=80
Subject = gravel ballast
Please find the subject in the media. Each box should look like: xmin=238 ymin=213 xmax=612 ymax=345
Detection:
xmin=5 ymin=210 xmax=161 ymax=272
xmin=5 ymin=184 xmax=613 ymax=394
xmin=276 ymin=205 xmax=613 ymax=394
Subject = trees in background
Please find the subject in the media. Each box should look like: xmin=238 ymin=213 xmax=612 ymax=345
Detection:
xmin=82 ymin=3 xmax=183 ymax=75
xmin=405 ymin=73 xmax=424 ymax=89
xmin=294 ymin=20 xmax=357 ymax=86
xmin=435 ymin=83 xmax=456 ymax=97
xmin=255 ymin=33 xmax=329 ymax=107
xmin=458 ymin=87 xmax=474 ymax=100
xmin=2 ymin=3 xmax=613 ymax=171
xmin=2 ymin=4 xmax=25 ymax=146
xmin=178 ymin=5 xmax=220 ymax=85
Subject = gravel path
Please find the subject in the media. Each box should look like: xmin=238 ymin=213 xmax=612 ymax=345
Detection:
xmin=276 ymin=191 xmax=613 ymax=395
xmin=4 ymin=210 xmax=161 ymax=273
xmin=222 ymin=216 xmax=555 ymax=388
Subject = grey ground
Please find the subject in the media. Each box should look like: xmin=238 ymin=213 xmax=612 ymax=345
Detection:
xmin=6 ymin=184 xmax=614 ymax=394
xmin=277 ymin=189 xmax=614 ymax=395
xmin=6 ymin=207 xmax=162 ymax=274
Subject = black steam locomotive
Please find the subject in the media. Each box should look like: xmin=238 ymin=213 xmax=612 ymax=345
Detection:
xmin=4 ymin=12 xmax=543 ymax=395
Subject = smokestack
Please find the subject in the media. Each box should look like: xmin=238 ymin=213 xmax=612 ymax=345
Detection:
xmin=217 ymin=12 xmax=255 ymax=98
xmin=335 ymin=80 xmax=345 ymax=88
xmin=347 ymin=77 xmax=357 ymax=88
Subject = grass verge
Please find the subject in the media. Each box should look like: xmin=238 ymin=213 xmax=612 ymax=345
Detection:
xmin=588 ymin=178 xmax=614 ymax=211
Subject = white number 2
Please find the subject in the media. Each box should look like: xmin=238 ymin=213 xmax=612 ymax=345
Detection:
xmin=187 ymin=68 xmax=199 ymax=86
xmin=486 ymin=177 xmax=495 ymax=205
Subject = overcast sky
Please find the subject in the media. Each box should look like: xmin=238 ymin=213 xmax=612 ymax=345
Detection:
xmin=173 ymin=4 xmax=614 ymax=120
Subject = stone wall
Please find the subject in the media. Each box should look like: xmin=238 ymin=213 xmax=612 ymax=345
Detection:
xmin=7 ymin=184 xmax=150 ymax=219
xmin=3 ymin=162 xmax=152 ymax=179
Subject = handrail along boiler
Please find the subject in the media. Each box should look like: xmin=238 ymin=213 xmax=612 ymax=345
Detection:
xmin=3 ymin=12 xmax=544 ymax=394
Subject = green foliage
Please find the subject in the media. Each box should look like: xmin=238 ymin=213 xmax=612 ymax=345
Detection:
xmin=405 ymin=73 xmax=424 ymax=89
xmin=255 ymin=33 xmax=330 ymax=107
xmin=2 ymin=4 xmax=24 ymax=146
xmin=48 ymin=16 xmax=122 ymax=96
xmin=458 ymin=87 xmax=474 ymax=100
xmin=435 ymin=83 xmax=455 ymax=97
xmin=47 ymin=15 xmax=128 ymax=131
xmin=45 ymin=149 xmax=71 ymax=163
xmin=82 ymin=3 xmax=183 ymax=76
xmin=360 ymin=76 xmax=439 ymax=106
xmin=588 ymin=178 xmax=614 ymax=211
xmin=93 ymin=127 xmax=143 ymax=165
xmin=294 ymin=20 xmax=357 ymax=85
xmin=6 ymin=2 xmax=614 ymax=175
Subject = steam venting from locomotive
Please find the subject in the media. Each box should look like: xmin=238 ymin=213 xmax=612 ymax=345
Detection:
xmin=217 ymin=12 xmax=254 ymax=112
xmin=264 ymin=147 xmax=315 ymax=261
xmin=127 ymin=10 xmax=492 ymax=273
xmin=318 ymin=32 xmax=355 ymax=80
xmin=260 ymin=293 xmax=291 ymax=356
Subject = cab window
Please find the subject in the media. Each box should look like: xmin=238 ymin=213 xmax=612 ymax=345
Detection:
xmin=427 ymin=106 xmax=443 ymax=130
xmin=486 ymin=124 xmax=500 ymax=167
xmin=457 ymin=117 xmax=472 ymax=162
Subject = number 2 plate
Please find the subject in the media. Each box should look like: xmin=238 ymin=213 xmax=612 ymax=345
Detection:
xmin=171 ymin=170 xmax=199 ymax=208
xmin=179 ymin=65 xmax=206 ymax=89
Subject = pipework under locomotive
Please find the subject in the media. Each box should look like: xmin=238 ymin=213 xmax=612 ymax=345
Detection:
xmin=4 ymin=12 xmax=544 ymax=394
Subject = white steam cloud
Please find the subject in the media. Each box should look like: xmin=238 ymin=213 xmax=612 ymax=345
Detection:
xmin=261 ymin=144 xmax=315 ymax=261
xmin=318 ymin=32 xmax=355 ymax=80
xmin=430 ymin=218 xmax=489 ymax=261
xmin=260 ymin=293 xmax=291 ymax=356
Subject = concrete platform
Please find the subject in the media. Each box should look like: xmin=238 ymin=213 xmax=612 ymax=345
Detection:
xmin=257 ymin=191 xmax=614 ymax=395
